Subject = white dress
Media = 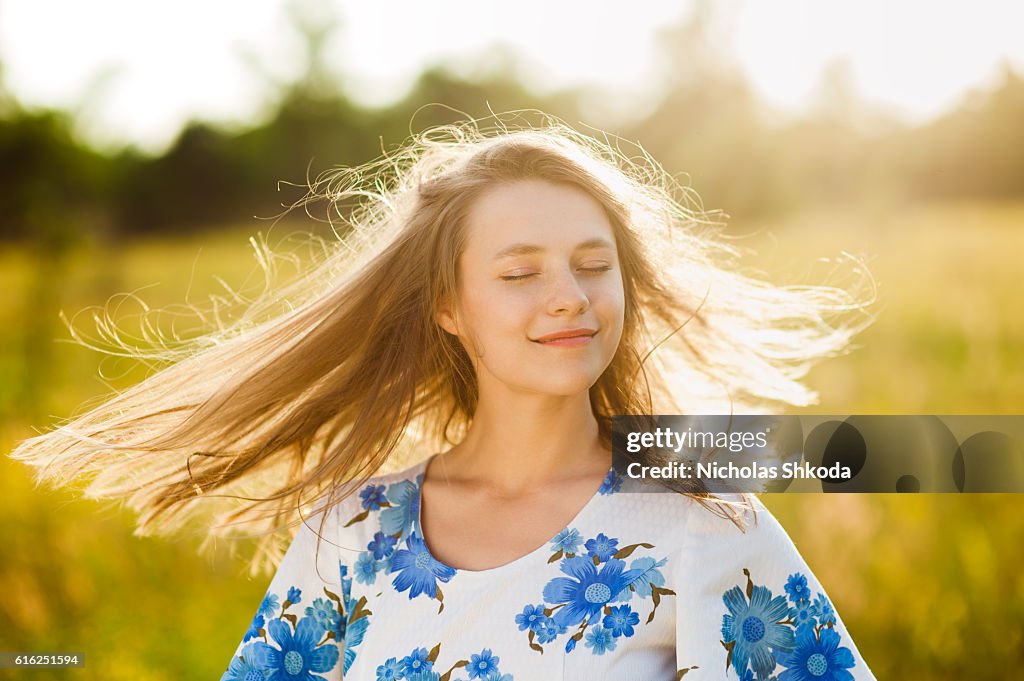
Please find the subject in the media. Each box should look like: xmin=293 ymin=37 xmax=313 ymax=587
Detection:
xmin=220 ymin=457 xmax=875 ymax=681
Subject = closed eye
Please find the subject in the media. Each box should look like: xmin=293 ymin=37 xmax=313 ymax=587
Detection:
xmin=501 ymin=265 xmax=612 ymax=282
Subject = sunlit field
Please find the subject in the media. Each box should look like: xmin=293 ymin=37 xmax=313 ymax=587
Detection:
xmin=2 ymin=200 xmax=1023 ymax=679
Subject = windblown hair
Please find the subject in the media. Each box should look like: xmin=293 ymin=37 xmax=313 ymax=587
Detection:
xmin=9 ymin=113 xmax=873 ymax=575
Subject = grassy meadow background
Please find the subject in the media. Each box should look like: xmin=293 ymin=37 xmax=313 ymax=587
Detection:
xmin=2 ymin=201 xmax=1023 ymax=679
xmin=4 ymin=2 xmax=1024 ymax=678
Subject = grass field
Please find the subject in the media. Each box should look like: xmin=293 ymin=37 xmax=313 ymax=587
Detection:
xmin=2 ymin=200 xmax=1022 ymax=679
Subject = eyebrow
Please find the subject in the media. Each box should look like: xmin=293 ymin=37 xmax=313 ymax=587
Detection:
xmin=491 ymin=238 xmax=616 ymax=261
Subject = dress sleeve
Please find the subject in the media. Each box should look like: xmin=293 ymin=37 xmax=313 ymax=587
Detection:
xmin=673 ymin=496 xmax=876 ymax=680
xmin=219 ymin=509 xmax=346 ymax=681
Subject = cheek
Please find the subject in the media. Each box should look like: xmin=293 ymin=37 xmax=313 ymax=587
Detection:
xmin=467 ymin=284 xmax=533 ymax=323
xmin=593 ymin=279 xmax=626 ymax=319
xmin=594 ymin=283 xmax=626 ymax=351
xmin=456 ymin=287 xmax=527 ymax=354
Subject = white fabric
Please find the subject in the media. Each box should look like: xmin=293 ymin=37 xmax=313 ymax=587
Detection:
xmin=220 ymin=457 xmax=875 ymax=681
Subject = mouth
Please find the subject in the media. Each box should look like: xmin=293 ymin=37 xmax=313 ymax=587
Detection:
xmin=531 ymin=329 xmax=598 ymax=345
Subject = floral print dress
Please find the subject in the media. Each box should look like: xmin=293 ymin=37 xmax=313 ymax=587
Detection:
xmin=220 ymin=457 xmax=875 ymax=680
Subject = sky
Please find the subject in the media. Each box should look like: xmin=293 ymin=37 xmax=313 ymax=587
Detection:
xmin=1 ymin=0 xmax=1022 ymax=153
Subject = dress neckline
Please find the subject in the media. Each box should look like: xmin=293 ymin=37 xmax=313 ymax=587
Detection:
xmin=411 ymin=454 xmax=613 ymax=580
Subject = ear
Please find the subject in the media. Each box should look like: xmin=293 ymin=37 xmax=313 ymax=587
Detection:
xmin=434 ymin=297 xmax=459 ymax=336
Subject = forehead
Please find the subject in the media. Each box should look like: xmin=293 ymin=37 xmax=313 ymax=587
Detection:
xmin=462 ymin=179 xmax=616 ymax=256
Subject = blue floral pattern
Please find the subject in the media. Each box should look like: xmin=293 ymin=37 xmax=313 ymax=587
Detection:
xmin=360 ymin=484 xmax=389 ymax=511
xmin=550 ymin=528 xmax=583 ymax=555
xmin=339 ymin=563 xmax=372 ymax=674
xmin=370 ymin=645 xmax=515 ymax=681
xmin=221 ymin=582 xmax=341 ymax=681
xmin=516 ymin=527 xmax=673 ymax=656
xmin=222 ymin=642 xmax=271 ymax=681
xmin=720 ymin=569 xmax=857 ymax=681
xmin=340 ymin=474 xmax=456 ymax=614
xmin=598 ymin=468 xmax=623 ymax=495
xmin=226 ymin=461 xmax=866 ymax=680
xmin=390 ymin=532 xmax=457 ymax=610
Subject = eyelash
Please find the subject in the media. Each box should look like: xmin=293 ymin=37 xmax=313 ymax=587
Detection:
xmin=500 ymin=265 xmax=613 ymax=281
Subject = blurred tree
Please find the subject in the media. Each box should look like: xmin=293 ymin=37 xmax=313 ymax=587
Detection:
xmin=3 ymin=6 xmax=1024 ymax=246
xmin=0 ymin=109 xmax=110 ymax=243
xmin=907 ymin=62 xmax=1024 ymax=200
xmin=775 ymin=59 xmax=874 ymax=209
xmin=625 ymin=0 xmax=789 ymax=218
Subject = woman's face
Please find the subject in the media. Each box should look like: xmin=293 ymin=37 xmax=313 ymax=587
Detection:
xmin=437 ymin=179 xmax=626 ymax=399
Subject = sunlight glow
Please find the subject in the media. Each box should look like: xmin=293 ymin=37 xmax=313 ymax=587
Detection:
xmin=1 ymin=0 xmax=1021 ymax=151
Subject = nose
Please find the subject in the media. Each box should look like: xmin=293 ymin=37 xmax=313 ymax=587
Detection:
xmin=547 ymin=268 xmax=590 ymax=316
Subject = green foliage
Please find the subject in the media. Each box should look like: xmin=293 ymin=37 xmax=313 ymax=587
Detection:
xmin=4 ymin=53 xmax=1024 ymax=245
xmin=0 ymin=110 xmax=113 ymax=245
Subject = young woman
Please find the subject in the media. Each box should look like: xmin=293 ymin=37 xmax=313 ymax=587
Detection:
xmin=11 ymin=117 xmax=875 ymax=680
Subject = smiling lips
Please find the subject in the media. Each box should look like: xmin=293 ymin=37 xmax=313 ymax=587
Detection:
xmin=531 ymin=328 xmax=598 ymax=347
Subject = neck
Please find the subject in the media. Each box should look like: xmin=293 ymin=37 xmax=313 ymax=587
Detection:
xmin=437 ymin=390 xmax=609 ymax=495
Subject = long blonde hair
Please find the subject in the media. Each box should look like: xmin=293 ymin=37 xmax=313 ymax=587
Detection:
xmin=8 ymin=113 xmax=873 ymax=574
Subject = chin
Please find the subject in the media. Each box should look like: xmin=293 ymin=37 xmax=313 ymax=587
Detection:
xmin=526 ymin=374 xmax=601 ymax=397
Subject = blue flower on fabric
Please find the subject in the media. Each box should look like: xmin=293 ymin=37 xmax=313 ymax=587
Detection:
xmin=585 ymin=625 xmax=617 ymax=655
xmin=515 ymin=604 xmax=547 ymax=632
xmin=599 ymin=469 xmax=623 ymax=495
xmin=339 ymin=568 xmax=355 ymax=633
xmin=359 ymin=484 xmax=388 ymax=511
xmin=484 ymin=672 xmax=513 ymax=681
xmin=287 ymin=587 xmax=302 ymax=604
xmin=542 ymin=556 xmax=638 ymax=628
xmin=407 ymin=672 xmax=441 ymax=681
xmin=243 ymin=613 xmax=264 ymax=643
xmin=304 ymin=598 xmax=342 ymax=638
xmin=251 ymin=617 xmax=339 ymax=681
xmin=619 ymin=556 xmax=667 ymax=599
xmin=785 ymin=573 xmax=810 ymax=604
xmin=368 ymin=531 xmax=398 ymax=560
xmin=343 ymin=615 xmax=368 ymax=673
xmin=776 ymin=624 xmax=855 ymax=681
xmin=584 ymin=533 xmax=619 ymax=563
xmin=390 ymin=532 xmax=457 ymax=599
xmin=467 ymin=649 xmax=499 ymax=679
xmin=721 ymin=584 xmax=795 ymax=678
xmin=258 ymin=593 xmax=280 ymax=619
xmin=380 ymin=479 xmax=421 ymax=538
xmin=399 ymin=647 xmax=433 ymax=676
xmin=535 ymin=617 xmax=563 ymax=644
xmin=812 ymin=594 xmax=837 ymax=627
xmin=550 ymin=528 xmax=583 ymax=555
xmin=354 ymin=552 xmax=380 ymax=585
xmin=376 ymin=657 xmax=400 ymax=681
xmin=221 ymin=642 xmax=269 ymax=681
xmin=790 ymin=601 xmax=817 ymax=629
xmin=603 ymin=604 xmax=639 ymax=638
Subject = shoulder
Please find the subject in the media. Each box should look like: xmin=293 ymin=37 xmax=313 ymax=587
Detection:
xmin=326 ymin=458 xmax=425 ymax=515
xmin=670 ymin=494 xmax=822 ymax=609
xmin=363 ymin=458 xmax=428 ymax=487
xmin=587 ymin=482 xmax=766 ymax=548
xmin=678 ymin=493 xmax=801 ymax=562
xmin=327 ymin=457 xmax=428 ymax=552
xmin=594 ymin=487 xmax=795 ymax=557
xmin=670 ymin=496 xmax=875 ymax=679
xmin=682 ymin=493 xmax=780 ymax=539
